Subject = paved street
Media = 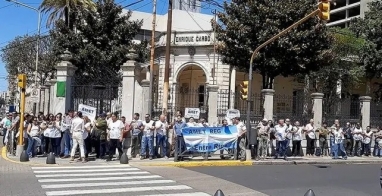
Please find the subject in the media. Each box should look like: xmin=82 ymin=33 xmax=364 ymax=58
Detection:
xmin=188 ymin=164 xmax=382 ymax=196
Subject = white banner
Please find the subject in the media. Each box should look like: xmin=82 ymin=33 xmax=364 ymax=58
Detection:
xmin=226 ymin=109 xmax=240 ymax=119
xmin=184 ymin=108 xmax=200 ymax=119
xmin=78 ymin=104 xmax=97 ymax=121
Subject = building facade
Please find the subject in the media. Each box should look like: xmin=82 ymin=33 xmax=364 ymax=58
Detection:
xmin=327 ymin=0 xmax=372 ymax=27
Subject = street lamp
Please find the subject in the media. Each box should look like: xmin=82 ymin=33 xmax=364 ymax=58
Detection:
xmin=6 ymin=0 xmax=41 ymax=87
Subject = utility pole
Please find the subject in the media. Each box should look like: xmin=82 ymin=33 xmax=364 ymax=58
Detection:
xmin=148 ymin=0 xmax=157 ymax=116
xmin=212 ymin=9 xmax=217 ymax=85
xmin=162 ymin=0 xmax=173 ymax=116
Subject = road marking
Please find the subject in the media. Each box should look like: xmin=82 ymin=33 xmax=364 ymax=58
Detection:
xmin=46 ymin=185 xmax=192 ymax=196
xmin=38 ymin=175 xmax=162 ymax=183
xmin=138 ymin=193 xmax=211 ymax=196
xmin=36 ymin=171 xmax=149 ymax=178
xmin=41 ymin=179 xmax=175 ymax=189
xmin=31 ymin=165 xmax=130 ymax=169
xmin=34 ymin=168 xmax=137 ymax=173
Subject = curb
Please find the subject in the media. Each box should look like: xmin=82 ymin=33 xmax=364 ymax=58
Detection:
xmin=1 ymin=146 xmax=46 ymax=166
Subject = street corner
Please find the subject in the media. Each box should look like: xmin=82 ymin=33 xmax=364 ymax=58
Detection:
xmin=1 ymin=146 xmax=56 ymax=167
xmin=136 ymin=160 xmax=255 ymax=167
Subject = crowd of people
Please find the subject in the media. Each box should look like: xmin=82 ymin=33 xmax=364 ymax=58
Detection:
xmin=1 ymin=111 xmax=382 ymax=162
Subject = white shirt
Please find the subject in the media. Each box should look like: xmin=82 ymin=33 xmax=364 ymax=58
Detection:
xmin=333 ymin=128 xmax=344 ymax=144
xmin=50 ymin=121 xmax=62 ymax=138
xmin=71 ymin=117 xmax=84 ymax=133
xmin=353 ymin=127 xmax=363 ymax=141
xmin=186 ymin=122 xmax=197 ymax=127
xmin=305 ymin=123 xmax=316 ymax=139
xmin=83 ymin=122 xmax=91 ymax=139
xmin=285 ymin=124 xmax=293 ymax=139
xmin=274 ymin=124 xmax=287 ymax=141
xmin=236 ymin=121 xmax=246 ymax=136
xmin=363 ymin=131 xmax=372 ymax=144
xmin=155 ymin=120 xmax=168 ymax=135
xmin=143 ymin=120 xmax=154 ymax=136
xmin=292 ymin=126 xmax=303 ymax=141
xmin=108 ymin=120 xmax=124 ymax=139
xmin=29 ymin=124 xmax=40 ymax=137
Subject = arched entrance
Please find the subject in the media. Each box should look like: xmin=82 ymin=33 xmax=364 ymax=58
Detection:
xmin=173 ymin=64 xmax=208 ymax=120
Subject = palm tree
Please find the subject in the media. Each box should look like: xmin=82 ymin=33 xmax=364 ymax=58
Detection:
xmin=40 ymin=0 xmax=96 ymax=28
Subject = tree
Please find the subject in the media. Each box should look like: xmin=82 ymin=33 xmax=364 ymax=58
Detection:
xmin=350 ymin=0 xmax=382 ymax=96
xmin=0 ymin=35 xmax=57 ymax=86
xmin=40 ymin=0 xmax=96 ymax=27
xmin=213 ymin=0 xmax=332 ymax=89
xmin=50 ymin=0 xmax=145 ymax=85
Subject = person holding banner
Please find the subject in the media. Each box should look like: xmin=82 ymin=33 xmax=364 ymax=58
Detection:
xmin=141 ymin=114 xmax=155 ymax=160
xmin=233 ymin=117 xmax=247 ymax=161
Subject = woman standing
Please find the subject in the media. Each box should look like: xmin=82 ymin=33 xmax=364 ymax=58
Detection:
xmin=41 ymin=119 xmax=49 ymax=156
xmin=51 ymin=114 xmax=62 ymax=156
xmin=291 ymin=121 xmax=303 ymax=157
xmin=26 ymin=116 xmax=39 ymax=157
xmin=83 ymin=116 xmax=92 ymax=161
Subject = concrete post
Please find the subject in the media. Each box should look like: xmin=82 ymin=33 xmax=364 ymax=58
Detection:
xmin=261 ymin=89 xmax=275 ymax=121
xmin=311 ymin=93 xmax=324 ymax=129
xmin=229 ymin=66 xmax=236 ymax=109
xmin=54 ymin=50 xmax=77 ymax=114
xmin=360 ymin=96 xmax=372 ymax=130
xmin=39 ymin=87 xmax=45 ymax=113
xmin=121 ymin=50 xmax=138 ymax=121
xmin=43 ymin=86 xmax=50 ymax=115
xmin=134 ymin=68 xmax=143 ymax=116
xmin=207 ymin=85 xmax=219 ymax=125
xmin=48 ymin=79 xmax=57 ymax=114
xmin=141 ymin=80 xmax=150 ymax=116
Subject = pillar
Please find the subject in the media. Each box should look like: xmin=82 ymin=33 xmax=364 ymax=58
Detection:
xmin=121 ymin=50 xmax=138 ymax=121
xmin=360 ymin=96 xmax=372 ymax=130
xmin=141 ymin=79 xmax=150 ymax=116
xmin=208 ymin=85 xmax=219 ymax=125
xmin=43 ymin=86 xmax=50 ymax=115
xmin=229 ymin=66 xmax=236 ymax=109
xmin=39 ymin=87 xmax=45 ymax=113
xmin=261 ymin=89 xmax=275 ymax=121
xmin=134 ymin=68 xmax=143 ymax=116
xmin=311 ymin=93 xmax=324 ymax=129
xmin=48 ymin=79 xmax=57 ymax=114
xmin=54 ymin=50 xmax=77 ymax=114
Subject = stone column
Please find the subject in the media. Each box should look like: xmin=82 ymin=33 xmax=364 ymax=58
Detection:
xmin=39 ymin=87 xmax=45 ymax=113
xmin=121 ymin=50 xmax=138 ymax=121
xmin=311 ymin=93 xmax=324 ymax=129
xmin=141 ymin=79 xmax=150 ymax=116
xmin=48 ymin=79 xmax=57 ymax=114
xmin=43 ymin=85 xmax=50 ymax=114
xmin=229 ymin=66 xmax=236 ymax=109
xmin=134 ymin=68 xmax=143 ymax=116
xmin=207 ymin=85 xmax=219 ymax=125
xmin=54 ymin=50 xmax=77 ymax=114
xmin=261 ymin=89 xmax=275 ymax=121
xmin=360 ymin=96 xmax=372 ymax=130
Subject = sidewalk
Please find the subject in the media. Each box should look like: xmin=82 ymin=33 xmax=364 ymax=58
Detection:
xmin=3 ymin=147 xmax=382 ymax=167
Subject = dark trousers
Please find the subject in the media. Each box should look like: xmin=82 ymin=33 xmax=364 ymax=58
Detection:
xmin=344 ymin=138 xmax=353 ymax=156
xmin=306 ymin=137 xmax=315 ymax=155
xmin=174 ymin=136 xmax=186 ymax=160
xmin=52 ymin=137 xmax=61 ymax=156
xmin=353 ymin=140 xmax=362 ymax=156
xmin=155 ymin=134 xmax=167 ymax=157
xmin=122 ymin=137 xmax=131 ymax=154
xmin=44 ymin=137 xmax=51 ymax=154
xmin=363 ymin=143 xmax=371 ymax=156
xmin=99 ymin=140 xmax=108 ymax=158
xmin=93 ymin=139 xmax=100 ymax=158
xmin=292 ymin=140 xmax=301 ymax=156
xmin=276 ymin=141 xmax=287 ymax=157
xmin=131 ymin=135 xmax=140 ymax=157
xmin=84 ymin=137 xmax=92 ymax=158
xmin=108 ymin=139 xmax=123 ymax=160
xmin=319 ymin=138 xmax=329 ymax=156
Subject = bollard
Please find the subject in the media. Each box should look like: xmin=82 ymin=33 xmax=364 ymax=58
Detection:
xmin=304 ymin=189 xmax=316 ymax=196
xmin=214 ymin=189 xmax=225 ymax=196
xmin=46 ymin=152 xmax=56 ymax=164
xmin=20 ymin=150 xmax=29 ymax=162
xmin=120 ymin=152 xmax=129 ymax=164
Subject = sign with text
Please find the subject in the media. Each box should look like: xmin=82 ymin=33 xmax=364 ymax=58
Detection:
xmin=226 ymin=109 xmax=240 ymax=119
xmin=182 ymin=126 xmax=238 ymax=153
xmin=174 ymin=33 xmax=213 ymax=45
xmin=78 ymin=104 xmax=97 ymax=121
xmin=184 ymin=108 xmax=200 ymax=119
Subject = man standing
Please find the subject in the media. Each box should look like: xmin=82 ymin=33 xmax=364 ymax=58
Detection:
xmin=61 ymin=110 xmax=73 ymax=158
xmin=318 ymin=122 xmax=330 ymax=157
xmin=1 ymin=113 xmax=11 ymax=145
xmin=305 ymin=119 xmax=316 ymax=157
xmin=233 ymin=117 xmax=246 ymax=161
xmin=352 ymin=123 xmax=363 ymax=157
xmin=70 ymin=112 xmax=85 ymax=163
xmin=130 ymin=113 xmax=143 ymax=158
xmin=256 ymin=118 xmax=270 ymax=161
xmin=332 ymin=123 xmax=347 ymax=160
xmin=120 ymin=116 xmax=131 ymax=155
xmin=155 ymin=115 xmax=169 ymax=159
xmin=173 ymin=115 xmax=186 ymax=161
xmin=274 ymin=119 xmax=287 ymax=160
xmin=141 ymin=114 xmax=155 ymax=160
xmin=284 ymin=118 xmax=293 ymax=156
xmin=107 ymin=113 xmax=124 ymax=161
xmin=94 ymin=113 xmax=108 ymax=159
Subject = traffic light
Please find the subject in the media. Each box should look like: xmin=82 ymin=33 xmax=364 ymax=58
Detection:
xmin=318 ymin=0 xmax=330 ymax=21
xmin=17 ymin=74 xmax=26 ymax=89
xmin=240 ymin=81 xmax=249 ymax=100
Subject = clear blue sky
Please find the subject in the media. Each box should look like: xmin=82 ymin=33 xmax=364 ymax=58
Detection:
xmin=0 ymin=0 xmax=218 ymax=92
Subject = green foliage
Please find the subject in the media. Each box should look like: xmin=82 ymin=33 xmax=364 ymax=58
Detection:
xmin=0 ymin=35 xmax=57 ymax=86
xmin=50 ymin=0 xmax=145 ymax=84
xmin=213 ymin=0 xmax=332 ymax=88
xmin=350 ymin=0 xmax=382 ymax=79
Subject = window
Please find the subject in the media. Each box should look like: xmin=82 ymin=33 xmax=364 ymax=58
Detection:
xmin=198 ymin=85 xmax=205 ymax=107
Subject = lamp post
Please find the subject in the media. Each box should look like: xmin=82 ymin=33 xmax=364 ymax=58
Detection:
xmin=6 ymin=0 xmax=41 ymax=87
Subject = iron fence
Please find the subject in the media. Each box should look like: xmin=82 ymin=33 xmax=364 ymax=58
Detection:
xmin=370 ymin=98 xmax=382 ymax=127
xmin=323 ymin=96 xmax=361 ymax=125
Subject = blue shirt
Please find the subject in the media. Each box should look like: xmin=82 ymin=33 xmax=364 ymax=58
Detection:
xmin=131 ymin=120 xmax=143 ymax=136
xmin=174 ymin=121 xmax=187 ymax=136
